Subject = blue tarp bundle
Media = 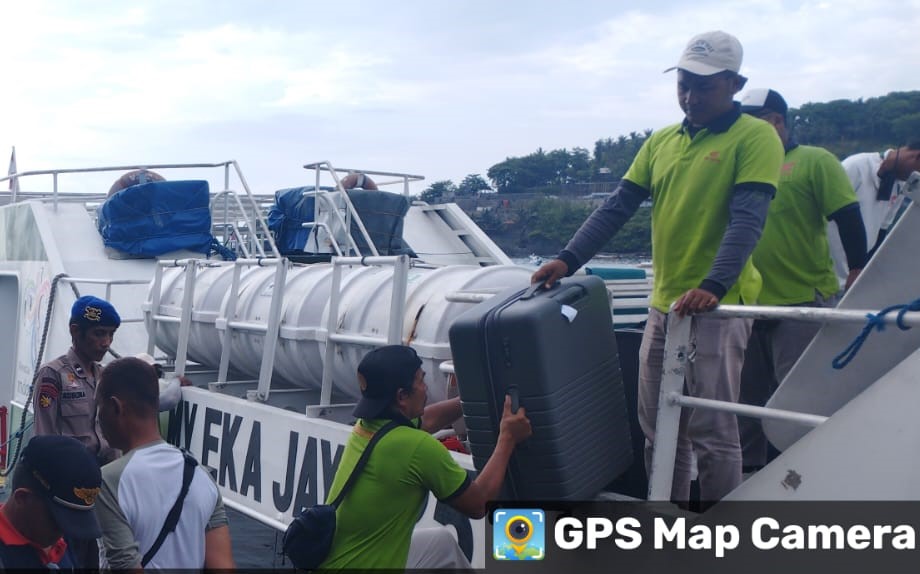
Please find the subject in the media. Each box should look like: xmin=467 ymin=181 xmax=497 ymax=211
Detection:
xmin=266 ymin=186 xmax=328 ymax=254
xmin=97 ymin=180 xmax=213 ymax=257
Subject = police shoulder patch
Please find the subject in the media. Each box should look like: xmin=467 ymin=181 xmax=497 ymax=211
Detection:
xmin=38 ymin=383 xmax=58 ymax=408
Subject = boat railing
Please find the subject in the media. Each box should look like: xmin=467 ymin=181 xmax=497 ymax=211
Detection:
xmin=307 ymin=254 xmax=411 ymax=416
xmin=300 ymin=161 xmax=424 ymax=257
xmin=60 ymin=277 xmax=151 ymax=325
xmin=646 ymin=303 xmax=920 ymax=501
xmin=300 ymin=190 xmax=369 ymax=256
xmin=303 ymin=161 xmax=424 ymax=198
xmin=0 ymin=160 xmax=280 ymax=260
xmin=148 ymin=253 xmax=415 ymax=410
xmin=146 ymin=258 xmax=288 ymax=402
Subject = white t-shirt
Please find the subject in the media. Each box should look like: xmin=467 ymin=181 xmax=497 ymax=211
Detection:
xmin=828 ymin=151 xmax=907 ymax=283
xmin=97 ymin=440 xmax=227 ymax=569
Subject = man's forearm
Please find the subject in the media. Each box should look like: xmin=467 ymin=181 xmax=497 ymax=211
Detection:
xmin=421 ymin=396 xmax=463 ymax=433
xmin=828 ymin=203 xmax=868 ymax=270
xmin=470 ymin=434 xmax=515 ymax=502
xmin=204 ymin=525 xmax=235 ymax=569
xmin=700 ymin=187 xmax=772 ymax=298
xmin=560 ymin=180 xmax=648 ymax=273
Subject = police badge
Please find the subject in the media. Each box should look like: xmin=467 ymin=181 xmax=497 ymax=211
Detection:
xmin=83 ymin=305 xmax=103 ymax=322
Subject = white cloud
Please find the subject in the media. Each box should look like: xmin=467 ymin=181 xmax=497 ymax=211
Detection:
xmin=0 ymin=0 xmax=918 ymax=192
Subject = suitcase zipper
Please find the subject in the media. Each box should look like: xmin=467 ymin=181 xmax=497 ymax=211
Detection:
xmin=477 ymin=287 xmax=528 ymax=498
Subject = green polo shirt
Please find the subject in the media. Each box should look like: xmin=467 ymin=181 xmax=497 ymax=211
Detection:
xmin=752 ymin=144 xmax=857 ymax=304
xmin=319 ymin=418 xmax=470 ymax=569
xmin=624 ymin=113 xmax=784 ymax=312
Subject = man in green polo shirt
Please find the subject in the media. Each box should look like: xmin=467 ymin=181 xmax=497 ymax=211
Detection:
xmin=737 ymin=88 xmax=867 ymax=469
xmin=319 ymin=345 xmax=532 ymax=569
xmin=533 ymin=30 xmax=784 ymax=505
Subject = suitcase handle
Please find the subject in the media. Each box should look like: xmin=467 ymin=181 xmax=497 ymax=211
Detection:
xmin=521 ymin=281 xmax=556 ymax=300
xmin=507 ymin=386 xmax=520 ymax=413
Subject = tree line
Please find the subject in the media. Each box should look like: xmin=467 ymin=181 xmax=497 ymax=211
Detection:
xmin=418 ymin=91 xmax=920 ymax=256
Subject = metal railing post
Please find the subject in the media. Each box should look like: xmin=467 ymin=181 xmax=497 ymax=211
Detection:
xmin=217 ymin=263 xmax=244 ymax=384
xmin=647 ymin=312 xmax=692 ymax=501
xmin=255 ymin=260 xmax=288 ymax=401
xmin=53 ymin=173 xmax=59 ymax=212
xmin=387 ymin=255 xmax=409 ymax=344
xmin=174 ymin=261 xmax=198 ymax=377
xmin=320 ymin=262 xmax=344 ymax=407
xmin=314 ymin=255 xmax=414 ymax=412
xmin=147 ymin=265 xmax=165 ymax=356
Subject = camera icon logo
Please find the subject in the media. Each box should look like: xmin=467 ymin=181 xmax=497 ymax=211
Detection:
xmin=493 ymin=509 xmax=545 ymax=560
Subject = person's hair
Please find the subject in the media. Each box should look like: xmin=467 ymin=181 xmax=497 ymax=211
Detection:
xmin=715 ymin=70 xmax=747 ymax=92
xmin=381 ymin=374 xmax=420 ymax=419
xmin=70 ymin=321 xmax=92 ymax=336
xmin=98 ymin=357 xmax=160 ymax=416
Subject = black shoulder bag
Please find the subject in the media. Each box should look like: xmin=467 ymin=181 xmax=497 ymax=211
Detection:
xmin=282 ymin=420 xmax=402 ymax=570
xmin=141 ymin=450 xmax=199 ymax=567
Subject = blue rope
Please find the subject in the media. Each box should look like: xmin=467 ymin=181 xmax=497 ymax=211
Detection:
xmin=832 ymin=298 xmax=920 ymax=369
xmin=0 ymin=419 xmax=33 ymax=452
xmin=209 ymin=237 xmax=238 ymax=261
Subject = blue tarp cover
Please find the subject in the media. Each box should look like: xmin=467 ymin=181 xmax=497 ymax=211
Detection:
xmin=267 ymin=186 xmax=330 ymax=253
xmin=97 ymin=180 xmax=212 ymax=257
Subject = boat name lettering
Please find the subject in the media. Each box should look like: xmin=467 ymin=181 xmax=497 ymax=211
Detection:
xmin=169 ymin=401 xmax=345 ymax=515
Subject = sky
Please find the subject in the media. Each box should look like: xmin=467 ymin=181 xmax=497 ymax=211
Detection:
xmin=1 ymin=0 xmax=918 ymax=196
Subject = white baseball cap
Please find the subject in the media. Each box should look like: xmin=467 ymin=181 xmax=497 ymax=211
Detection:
xmin=665 ymin=30 xmax=743 ymax=76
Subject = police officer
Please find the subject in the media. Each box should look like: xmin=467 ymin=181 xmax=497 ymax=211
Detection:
xmin=33 ymin=295 xmax=121 ymax=570
xmin=33 ymin=295 xmax=121 ymax=466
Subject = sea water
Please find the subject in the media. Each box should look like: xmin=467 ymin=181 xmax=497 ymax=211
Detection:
xmin=228 ymin=509 xmax=287 ymax=568
xmin=513 ymin=254 xmax=649 ymax=267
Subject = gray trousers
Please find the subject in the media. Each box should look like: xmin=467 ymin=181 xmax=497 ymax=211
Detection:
xmin=738 ymin=294 xmax=837 ymax=467
xmin=638 ymin=308 xmax=752 ymax=504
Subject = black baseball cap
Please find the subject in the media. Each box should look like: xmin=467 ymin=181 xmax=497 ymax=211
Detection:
xmin=20 ymin=436 xmax=103 ymax=540
xmin=740 ymin=88 xmax=788 ymax=117
xmin=353 ymin=345 xmax=423 ymax=419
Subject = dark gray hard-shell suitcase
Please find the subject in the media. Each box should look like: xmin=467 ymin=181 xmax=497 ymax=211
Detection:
xmin=448 ymin=275 xmax=633 ymax=500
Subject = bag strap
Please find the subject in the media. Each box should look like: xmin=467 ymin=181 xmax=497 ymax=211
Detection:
xmin=141 ymin=450 xmax=199 ymax=567
xmin=329 ymin=419 xmax=404 ymax=508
